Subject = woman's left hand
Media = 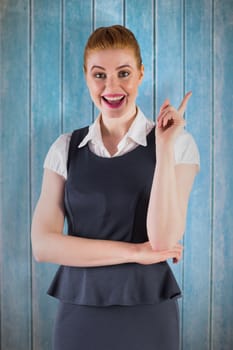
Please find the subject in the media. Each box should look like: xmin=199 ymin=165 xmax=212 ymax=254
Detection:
xmin=156 ymin=91 xmax=192 ymax=146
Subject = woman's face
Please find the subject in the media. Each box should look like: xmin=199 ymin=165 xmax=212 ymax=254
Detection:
xmin=85 ymin=48 xmax=144 ymax=120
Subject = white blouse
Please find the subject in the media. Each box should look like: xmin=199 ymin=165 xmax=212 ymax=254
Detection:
xmin=44 ymin=108 xmax=200 ymax=180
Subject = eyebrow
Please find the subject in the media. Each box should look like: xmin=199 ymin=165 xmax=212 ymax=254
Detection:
xmin=91 ymin=65 xmax=106 ymax=71
xmin=91 ymin=64 xmax=132 ymax=71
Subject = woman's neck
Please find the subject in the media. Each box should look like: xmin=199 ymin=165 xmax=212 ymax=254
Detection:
xmin=100 ymin=107 xmax=137 ymax=140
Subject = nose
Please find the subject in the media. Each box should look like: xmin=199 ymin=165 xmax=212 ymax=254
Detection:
xmin=105 ymin=75 xmax=118 ymax=90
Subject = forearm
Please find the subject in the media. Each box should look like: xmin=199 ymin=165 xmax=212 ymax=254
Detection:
xmin=147 ymin=145 xmax=185 ymax=250
xmin=32 ymin=231 xmax=138 ymax=267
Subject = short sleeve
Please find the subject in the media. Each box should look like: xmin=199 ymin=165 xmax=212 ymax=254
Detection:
xmin=174 ymin=130 xmax=200 ymax=170
xmin=43 ymin=133 xmax=71 ymax=179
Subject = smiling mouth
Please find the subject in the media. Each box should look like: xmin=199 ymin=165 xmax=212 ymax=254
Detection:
xmin=101 ymin=95 xmax=126 ymax=108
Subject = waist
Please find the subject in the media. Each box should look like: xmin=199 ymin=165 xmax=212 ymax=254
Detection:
xmin=47 ymin=262 xmax=181 ymax=306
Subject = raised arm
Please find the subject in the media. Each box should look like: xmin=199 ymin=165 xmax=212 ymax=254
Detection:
xmin=31 ymin=169 xmax=183 ymax=266
xmin=147 ymin=92 xmax=199 ymax=251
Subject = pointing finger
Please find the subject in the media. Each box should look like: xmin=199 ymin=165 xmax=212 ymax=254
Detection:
xmin=160 ymin=98 xmax=170 ymax=112
xmin=178 ymin=91 xmax=192 ymax=115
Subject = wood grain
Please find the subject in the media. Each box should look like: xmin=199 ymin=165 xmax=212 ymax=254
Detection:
xmin=212 ymin=0 xmax=233 ymax=349
xmin=0 ymin=1 xmax=31 ymax=349
xmin=31 ymin=1 xmax=62 ymax=349
xmin=183 ymin=0 xmax=212 ymax=349
xmin=1 ymin=0 xmax=233 ymax=349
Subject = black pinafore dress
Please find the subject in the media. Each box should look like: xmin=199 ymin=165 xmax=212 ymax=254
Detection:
xmin=48 ymin=126 xmax=181 ymax=350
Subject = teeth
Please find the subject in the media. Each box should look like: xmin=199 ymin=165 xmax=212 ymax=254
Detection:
xmin=104 ymin=96 xmax=124 ymax=102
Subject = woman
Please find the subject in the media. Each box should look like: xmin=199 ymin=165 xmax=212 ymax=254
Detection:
xmin=31 ymin=25 xmax=199 ymax=350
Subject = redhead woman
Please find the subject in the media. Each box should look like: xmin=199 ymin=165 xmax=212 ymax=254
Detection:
xmin=31 ymin=25 xmax=200 ymax=350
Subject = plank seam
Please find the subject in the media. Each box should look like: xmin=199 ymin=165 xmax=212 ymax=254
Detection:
xmin=92 ymin=0 xmax=95 ymax=122
xmin=154 ymin=0 xmax=158 ymax=118
xmin=0 ymin=2 xmax=3 ymax=344
xmin=153 ymin=0 xmax=156 ymax=120
xmin=29 ymin=0 xmax=34 ymax=348
xmin=61 ymin=0 xmax=64 ymax=133
xmin=209 ymin=0 xmax=215 ymax=349
xmin=123 ymin=0 xmax=126 ymax=26
xmin=181 ymin=0 xmax=185 ymax=348
xmin=29 ymin=1 xmax=33 ymax=349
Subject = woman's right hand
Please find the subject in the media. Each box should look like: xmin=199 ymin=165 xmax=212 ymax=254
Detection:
xmin=134 ymin=241 xmax=183 ymax=265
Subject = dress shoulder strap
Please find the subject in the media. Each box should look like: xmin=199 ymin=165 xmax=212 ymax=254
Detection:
xmin=67 ymin=126 xmax=89 ymax=172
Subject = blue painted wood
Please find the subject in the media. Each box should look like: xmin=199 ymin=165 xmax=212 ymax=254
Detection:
xmin=156 ymin=0 xmax=184 ymax=110
xmin=155 ymin=0 xmax=184 ymax=325
xmin=183 ymin=0 xmax=212 ymax=349
xmin=63 ymin=0 xmax=93 ymax=132
xmin=31 ymin=1 xmax=62 ymax=349
xmin=0 ymin=1 xmax=31 ymax=349
xmin=94 ymin=0 xmax=123 ymax=28
xmin=213 ymin=0 xmax=233 ymax=349
xmin=1 ymin=0 xmax=233 ymax=349
xmin=125 ymin=0 xmax=154 ymax=119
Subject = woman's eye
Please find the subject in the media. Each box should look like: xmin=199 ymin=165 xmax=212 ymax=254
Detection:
xmin=94 ymin=72 xmax=106 ymax=79
xmin=118 ymin=71 xmax=130 ymax=78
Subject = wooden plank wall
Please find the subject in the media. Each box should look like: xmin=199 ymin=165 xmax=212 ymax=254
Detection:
xmin=0 ymin=1 xmax=232 ymax=349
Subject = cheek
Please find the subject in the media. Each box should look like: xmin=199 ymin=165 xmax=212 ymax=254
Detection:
xmin=125 ymin=79 xmax=140 ymax=94
xmin=86 ymin=81 xmax=101 ymax=96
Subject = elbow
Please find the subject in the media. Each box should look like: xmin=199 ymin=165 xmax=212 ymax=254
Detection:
xmin=31 ymin=243 xmax=45 ymax=263
xmin=149 ymin=239 xmax=177 ymax=251
xmin=147 ymin=227 xmax=185 ymax=251
xmin=148 ymin=238 xmax=173 ymax=251
xmin=32 ymin=247 xmax=45 ymax=263
xmin=31 ymin=231 xmax=47 ymax=263
xmin=32 ymin=253 xmax=42 ymax=263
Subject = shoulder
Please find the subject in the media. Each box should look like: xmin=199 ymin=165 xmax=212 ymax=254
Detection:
xmin=43 ymin=126 xmax=91 ymax=179
xmin=47 ymin=133 xmax=72 ymax=158
xmin=43 ymin=133 xmax=72 ymax=179
xmin=52 ymin=133 xmax=72 ymax=151
xmin=174 ymin=129 xmax=200 ymax=169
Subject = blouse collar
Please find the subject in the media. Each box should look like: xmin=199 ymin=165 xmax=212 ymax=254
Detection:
xmin=78 ymin=107 xmax=154 ymax=149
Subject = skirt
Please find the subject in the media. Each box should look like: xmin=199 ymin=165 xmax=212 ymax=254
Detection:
xmin=53 ymin=299 xmax=180 ymax=350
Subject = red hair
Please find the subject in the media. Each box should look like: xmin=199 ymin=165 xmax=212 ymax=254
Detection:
xmin=83 ymin=25 xmax=142 ymax=71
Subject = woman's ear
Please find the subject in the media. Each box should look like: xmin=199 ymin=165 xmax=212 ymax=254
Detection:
xmin=83 ymin=66 xmax=89 ymax=87
xmin=139 ymin=64 xmax=144 ymax=84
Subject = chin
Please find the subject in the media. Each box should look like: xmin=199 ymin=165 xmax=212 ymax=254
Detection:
xmin=101 ymin=105 xmax=136 ymax=120
xmin=105 ymin=111 xmax=125 ymax=118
